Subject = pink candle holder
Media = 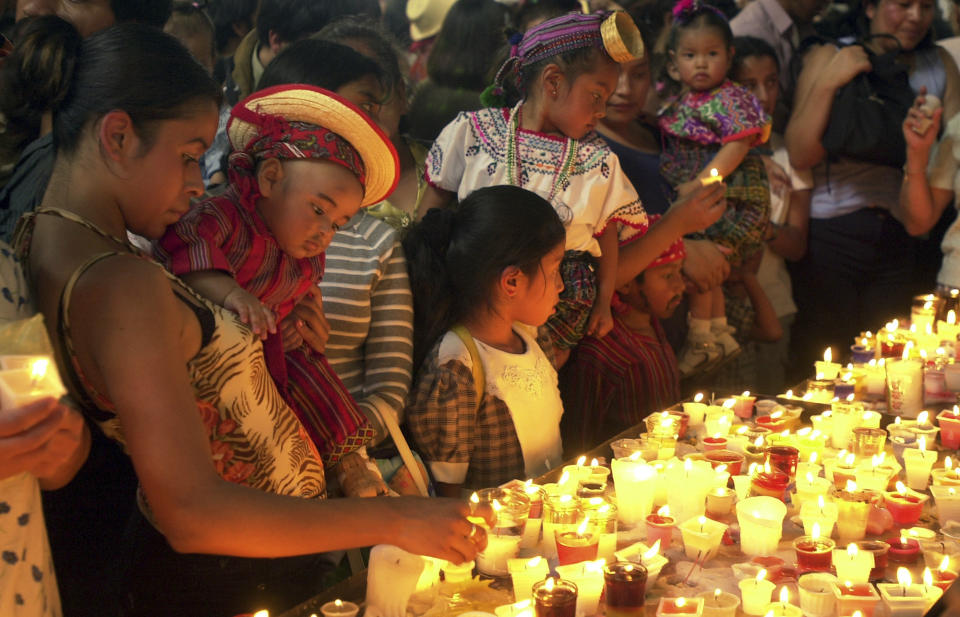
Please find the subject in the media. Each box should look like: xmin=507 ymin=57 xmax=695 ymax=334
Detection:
xmin=883 ymin=491 xmax=928 ymax=526
xmin=750 ymin=471 xmax=790 ymax=501
xmin=645 ymin=513 xmax=676 ymax=550
xmin=794 ymin=536 xmax=836 ymax=572
xmin=885 ymin=537 xmax=920 ymax=564
xmin=703 ymin=436 xmax=728 ymax=452
xmin=757 ymin=415 xmax=789 ymax=433
xmin=704 ymin=449 xmax=745 ymax=475
xmin=932 ymin=569 xmax=958 ymax=591
xmin=938 ymin=410 xmax=960 ymax=449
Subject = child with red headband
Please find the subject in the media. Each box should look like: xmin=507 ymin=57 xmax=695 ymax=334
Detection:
xmin=156 ymin=85 xmax=400 ymax=497
xmin=560 ymin=215 xmax=684 ymax=452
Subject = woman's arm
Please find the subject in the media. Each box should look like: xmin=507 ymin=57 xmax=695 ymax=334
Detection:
xmin=899 ymin=100 xmax=953 ymax=236
xmin=69 ymin=259 xmax=485 ymax=562
xmin=766 ymin=188 xmax=811 ymax=261
xmin=697 ymin=139 xmax=752 ymax=180
xmin=786 ymin=44 xmax=872 ymax=170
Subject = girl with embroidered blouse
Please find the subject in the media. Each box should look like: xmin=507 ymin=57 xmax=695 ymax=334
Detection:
xmin=658 ymin=0 xmax=772 ymax=375
xmin=421 ymin=12 xmax=650 ymax=367
xmin=404 ymin=186 xmax=566 ymax=496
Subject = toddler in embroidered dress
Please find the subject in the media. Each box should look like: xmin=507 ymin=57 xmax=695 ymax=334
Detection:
xmin=421 ymin=11 xmax=650 ymax=367
xmin=156 ymin=85 xmax=400 ymax=497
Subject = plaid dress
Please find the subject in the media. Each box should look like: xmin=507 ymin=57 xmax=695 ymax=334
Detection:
xmin=659 ymin=81 xmax=773 ymax=265
xmin=406 ymin=326 xmax=563 ymax=490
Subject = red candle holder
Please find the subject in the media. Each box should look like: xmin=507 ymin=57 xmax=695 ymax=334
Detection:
xmin=932 ymin=569 xmax=958 ymax=591
xmin=604 ymin=561 xmax=647 ymax=617
xmin=857 ymin=540 xmax=890 ymax=582
xmin=555 ymin=530 xmax=599 ymax=566
xmin=645 ymin=514 xmax=676 ymax=550
xmin=881 ymin=339 xmax=906 ymax=359
xmin=704 ymin=449 xmax=745 ymax=475
xmin=831 ymin=465 xmax=858 ymax=490
xmin=883 ymin=491 xmax=925 ymax=525
xmin=938 ymin=410 xmax=960 ymax=449
xmin=793 ymin=536 xmax=835 ymax=571
xmin=750 ymin=470 xmax=790 ymax=501
xmin=702 ymin=436 xmax=728 ymax=452
xmin=756 ymin=415 xmax=789 ymax=433
xmin=765 ymin=445 xmax=800 ymax=479
xmin=833 ymin=582 xmax=881 ymax=617
xmin=885 ymin=536 xmax=920 ymax=564
xmin=668 ymin=410 xmax=690 ymax=439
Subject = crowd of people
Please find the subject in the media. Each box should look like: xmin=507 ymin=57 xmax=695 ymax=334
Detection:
xmin=0 ymin=0 xmax=957 ymax=614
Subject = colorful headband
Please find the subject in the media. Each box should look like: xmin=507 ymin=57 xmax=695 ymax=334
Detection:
xmin=672 ymin=0 xmax=728 ymax=24
xmin=647 ymin=214 xmax=687 ymax=268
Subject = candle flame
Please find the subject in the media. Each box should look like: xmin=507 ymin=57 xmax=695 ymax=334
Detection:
xmin=545 ymin=577 xmax=556 ymax=592
xmin=951 ymin=310 xmax=957 ymax=325
xmin=528 ymin=556 xmax=542 ymax=567
xmin=806 ymin=472 xmax=814 ymax=484
xmin=786 ymin=389 xmax=794 ymax=398
xmin=470 ymin=492 xmax=479 ymax=504
xmin=643 ymin=539 xmax=661 ymax=560
xmin=576 ymin=515 xmax=590 ymax=536
xmin=30 ymin=358 xmax=48 ymax=383
xmin=843 ymin=372 xmax=853 ymax=381
xmin=824 ymin=348 xmax=833 ymax=363
xmin=845 ymin=453 xmax=856 ymax=466
xmin=742 ymin=390 xmax=750 ymax=397
xmin=798 ymin=427 xmax=811 ymax=436
xmin=658 ymin=505 xmax=671 ymax=517
xmin=897 ymin=481 xmax=907 ymax=496
xmin=335 ymin=600 xmax=343 ymax=608
xmin=698 ymin=515 xmax=707 ymax=528
xmin=810 ymin=452 xmax=818 ymax=464
xmin=848 ymin=543 xmax=858 ymax=558
xmin=676 ymin=597 xmax=687 ymax=608
xmin=591 ymin=458 xmax=599 ymax=467
xmin=709 ymin=168 xmax=719 ymax=178
xmin=577 ymin=455 xmax=587 ymax=466
xmin=715 ymin=589 xmax=722 ymax=600
xmin=924 ymin=568 xmax=934 ymax=588
xmin=559 ymin=471 xmax=570 ymax=485
xmin=955 ymin=405 xmax=959 ymax=417
xmin=941 ymin=556 xmax=951 ymax=572
xmin=754 ymin=437 xmax=764 ymax=448
xmin=951 ymin=488 xmax=957 ymax=496
xmin=846 ymin=480 xmax=857 ymax=492
xmin=818 ymin=495 xmax=825 ymax=509
xmin=898 ymin=567 xmax=912 ymax=588
xmin=723 ymin=398 xmax=735 ymax=408
xmin=901 ymin=531 xmax=910 ymax=547
xmin=629 ymin=451 xmax=642 ymax=461
xmin=918 ymin=411 xmax=929 ymax=425
xmin=589 ymin=497 xmax=604 ymax=507
xmin=846 ymin=393 xmax=855 ymax=402
xmin=685 ymin=458 xmax=693 ymax=472
xmin=492 ymin=499 xmax=502 ymax=512
xmin=749 ymin=463 xmax=759 ymax=476
xmin=756 ymin=569 xmax=767 ymax=583
xmin=771 ymin=411 xmax=783 ymax=419
xmin=560 ymin=494 xmax=573 ymax=504
xmin=779 ymin=587 xmax=789 ymax=604
xmin=812 ymin=522 xmax=821 ymax=539
xmin=695 ymin=392 xmax=704 ymax=402
xmin=253 ymin=612 xmax=269 ymax=617
xmin=737 ymin=426 xmax=748 ymax=435
xmin=516 ymin=600 xmax=532 ymax=610
xmin=919 ymin=436 xmax=927 ymax=452
xmin=853 ymin=612 xmax=863 ymax=617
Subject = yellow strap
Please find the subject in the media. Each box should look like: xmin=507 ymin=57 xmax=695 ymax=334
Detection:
xmin=451 ymin=324 xmax=485 ymax=405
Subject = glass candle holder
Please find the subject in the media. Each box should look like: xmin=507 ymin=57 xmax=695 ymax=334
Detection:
xmin=794 ymin=536 xmax=836 ymax=571
xmin=836 ymin=490 xmax=873 ymax=542
xmin=475 ymin=487 xmax=530 ymax=577
xmin=852 ymin=427 xmax=887 ymax=458
xmin=581 ymin=499 xmax=617 ymax=562
xmin=541 ymin=494 xmax=580 ymax=561
xmin=532 ymin=579 xmax=578 ymax=617
xmin=750 ymin=470 xmax=790 ymax=501
xmin=610 ymin=438 xmax=641 ymax=460
xmin=603 ymin=561 xmax=647 ymax=617
xmin=555 ymin=521 xmax=599 ymax=567
xmin=765 ymin=445 xmax=800 ymax=479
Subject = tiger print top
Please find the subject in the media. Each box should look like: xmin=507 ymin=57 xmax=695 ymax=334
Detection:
xmin=18 ymin=209 xmax=327 ymax=523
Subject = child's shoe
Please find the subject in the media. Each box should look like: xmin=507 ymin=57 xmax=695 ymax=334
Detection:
xmin=711 ymin=323 xmax=741 ymax=359
xmin=677 ymin=333 xmax=721 ymax=377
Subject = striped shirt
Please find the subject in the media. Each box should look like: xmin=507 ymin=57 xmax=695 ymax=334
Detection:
xmin=319 ymin=211 xmax=413 ymax=442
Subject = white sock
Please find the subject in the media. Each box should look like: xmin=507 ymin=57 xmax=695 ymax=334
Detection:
xmin=689 ymin=317 xmax=712 ymax=337
xmin=710 ymin=316 xmax=728 ymax=331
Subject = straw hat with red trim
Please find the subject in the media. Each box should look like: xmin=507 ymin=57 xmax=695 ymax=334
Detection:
xmin=227 ymin=84 xmax=400 ymax=207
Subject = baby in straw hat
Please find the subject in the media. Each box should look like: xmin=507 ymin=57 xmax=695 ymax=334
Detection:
xmin=156 ymin=85 xmax=400 ymax=497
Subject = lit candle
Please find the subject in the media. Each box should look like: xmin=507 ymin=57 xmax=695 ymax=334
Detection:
xmin=684 ymin=393 xmax=709 ymax=427
xmin=938 ymin=406 xmax=960 ymax=449
xmin=902 ymin=437 xmax=937 ymax=490
xmin=678 ymin=515 xmax=727 ymax=564
xmin=0 ymin=356 xmax=66 ymax=409
xmin=646 ymin=505 xmax=676 ymax=550
xmin=833 ymin=543 xmax=874 ymax=584
xmin=878 ymin=567 xmax=944 ymax=617
xmin=764 ymin=587 xmax=802 ymax=617
xmin=739 ymin=570 xmax=775 ymax=616
xmin=701 ymin=168 xmax=723 ymax=186
xmin=320 ymin=599 xmax=360 ymax=617
xmin=793 ymin=522 xmax=835 ymax=571
xmin=533 ymin=577 xmax=578 ymax=617
xmin=611 ymin=455 xmax=656 ymax=526
xmin=509 ymin=556 xmax=550 ymax=602
xmin=886 ymin=351 xmax=924 ymax=419
xmin=555 ymin=516 xmax=598 ymax=566
xmin=800 ymin=495 xmax=838 ymax=538
xmin=884 ymin=481 xmax=928 ymax=525
xmin=554 ymin=559 xmax=605 ymax=617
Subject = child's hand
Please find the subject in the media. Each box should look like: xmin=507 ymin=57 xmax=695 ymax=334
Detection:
xmin=761 ymin=155 xmax=791 ymax=199
xmin=282 ymin=288 xmax=329 ymax=354
xmin=224 ymin=287 xmax=276 ymax=339
xmin=585 ymin=300 xmax=614 ymax=339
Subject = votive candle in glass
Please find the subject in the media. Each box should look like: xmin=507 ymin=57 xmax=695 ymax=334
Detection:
xmin=836 ymin=488 xmax=873 ymax=542
xmin=698 ymin=589 xmax=739 ymax=617
xmin=603 ymin=561 xmax=647 ymax=617
xmin=852 ymin=427 xmax=887 ymax=458
xmin=833 ymin=543 xmax=874 ymax=583
xmin=646 ymin=506 xmax=676 ymax=550
xmin=857 ymin=540 xmax=890 ymax=582
xmin=739 ymin=573 xmax=775 ymax=616
xmin=532 ymin=578 xmax=578 ymax=617
xmin=794 ymin=534 xmax=836 ymax=571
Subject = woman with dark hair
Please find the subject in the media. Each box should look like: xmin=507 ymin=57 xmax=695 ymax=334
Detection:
xmin=12 ymin=17 xmax=487 ymax=616
xmin=407 ymin=0 xmax=508 ymax=142
xmin=786 ymin=0 xmax=960 ymax=377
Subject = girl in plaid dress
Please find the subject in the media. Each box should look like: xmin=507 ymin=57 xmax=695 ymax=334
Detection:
xmin=658 ymin=0 xmax=772 ymax=375
xmin=404 ymin=186 xmax=566 ymax=495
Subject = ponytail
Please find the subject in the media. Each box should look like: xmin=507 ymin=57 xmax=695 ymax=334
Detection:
xmin=404 ymin=186 xmax=566 ymax=375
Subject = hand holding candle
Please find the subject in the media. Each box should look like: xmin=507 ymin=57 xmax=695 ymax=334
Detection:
xmin=701 ymin=168 xmax=723 ymax=186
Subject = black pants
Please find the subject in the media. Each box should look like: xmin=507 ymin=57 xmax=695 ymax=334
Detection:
xmin=117 ymin=507 xmax=335 ymax=617
xmin=789 ymin=208 xmax=931 ymax=380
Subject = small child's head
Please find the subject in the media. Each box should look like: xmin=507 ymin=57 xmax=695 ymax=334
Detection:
xmin=730 ymin=36 xmax=780 ymax=117
xmin=404 ymin=186 xmax=566 ymax=370
xmin=492 ymin=11 xmax=645 ymax=139
xmin=616 ymin=217 xmax=686 ymax=320
xmin=164 ymin=2 xmax=217 ymax=75
xmin=666 ymin=0 xmax=733 ymax=92
xmin=227 ymin=85 xmax=399 ymax=259
xmin=258 ymin=39 xmax=387 ymax=126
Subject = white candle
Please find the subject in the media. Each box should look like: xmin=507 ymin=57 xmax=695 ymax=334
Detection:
xmin=508 ymin=556 xmax=549 ymax=602
xmin=678 ymin=515 xmax=727 ymax=563
xmin=886 ymin=357 xmax=924 ymax=419
xmin=816 ymin=347 xmax=842 ymax=380
xmin=832 ymin=543 xmax=874 ymax=583
xmin=739 ymin=570 xmax=775 ymax=616
xmin=903 ymin=442 xmax=937 ymax=490
xmin=555 ymin=559 xmax=605 ymax=617
xmin=611 ymin=455 xmax=656 ymax=526
xmin=0 ymin=357 xmax=66 ymax=409
xmin=799 ymin=497 xmax=838 ymax=538
xmin=736 ymin=497 xmax=787 ymax=557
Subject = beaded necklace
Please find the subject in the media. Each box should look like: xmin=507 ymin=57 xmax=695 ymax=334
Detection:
xmin=505 ymin=103 xmax=578 ymax=205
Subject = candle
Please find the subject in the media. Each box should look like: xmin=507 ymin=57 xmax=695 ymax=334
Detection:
xmin=698 ymin=589 xmax=739 ymax=617
xmin=581 ymin=499 xmax=617 ymax=561
xmin=495 ymin=599 xmax=534 ymax=617
xmin=736 ymin=496 xmax=786 ymax=557
xmin=646 ymin=505 xmax=676 ymax=549
xmin=604 ymin=561 xmax=648 ymax=617
xmin=610 ymin=455 xmax=656 ymax=527
xmin=533 ymin=578 xmax=578 ymax=617
xmin=764 ymin=445 xmax=799 ymax=479
xmin=794 ymin=522 xmax=836 ymax=571
xmin=938 ymin=407 xmax=960 ymax=449
xmin=902 ymin=439 xmax=937 ymax=490
xmin=320 ymin=599 xmax=360 ymax=617
xmin=705 ymin=487 xmax=735 ymax=518
xmin=855 ymin=540 xmax=890 ymax=582
xmin=509 ymin=556 xmax=550 ymax=602
xmin=704 ymin=407 xmax=733 ymax=436
xmin=732 ymin=391 xmax=757 ymax=419
xmin=475 ymin=490 xmax=530 ymax=576
xmin=541 ymin=494 xmax=580 ymax=560
xmin=834 ymin=543 xmax=874 ymax=583
xmin=656 ymin=596 xmax=705 ymax=617
xmin=702 ymin=435 xmax=728 ymax=452
xmin=816 ymin=347 xmax=842 ymax=380
xmin=555 ymin=516 xmax=599 ymax=566
xmin=854 ymin=455 xmax=889 ymax=492
xmin=739 ymin=570 xmax=775 ymax=616
xmin=836 ymin=483 xmax=872 ymax=542
xmin=851 ymin=427 xmax=886 ymax=458
xmin=554 ymin=559 xmax=605 ymax=617
xmin=0 ymin=357 xmax=67 ymax=409
xmin=877 ymin=568 xmax=944 ymax=617
xmin=886 ymin=532 xmax=920 ymax=565
xmin=678 ymin=515 xmax=727 ymax=563
xmin=912 ymin=294 xmax=939 ymax=331
xmin=704 ymin=449 xmax=745 ymax=476
xmin=701 ymin=167 xmax=722 ymax=185
xmin=931 ymin=485 xmax=960 ymax=524
xmin=615 ymin=540 xmax=668 ymax=584
xmin=764 ymin=587 xmax=802 ymax=617
xmin=800 ymin=496 xmax=839 ymax=538
xmin=684 ymin=393 xmax=708 ymax=426
xmin=833 ymin=582 xmax=881 ymax=617
xmin=931 ymin=557 xmax=958 ymax=591
xmin=883 ymin=482 xmax=928 ymax=525
xmin=797 ymin=573 xmax=838 ymax=617
xmin=750 ymin=467 xmax=789 ymax=501
xmin=886 ymin=355 xmax=924 ymax=419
